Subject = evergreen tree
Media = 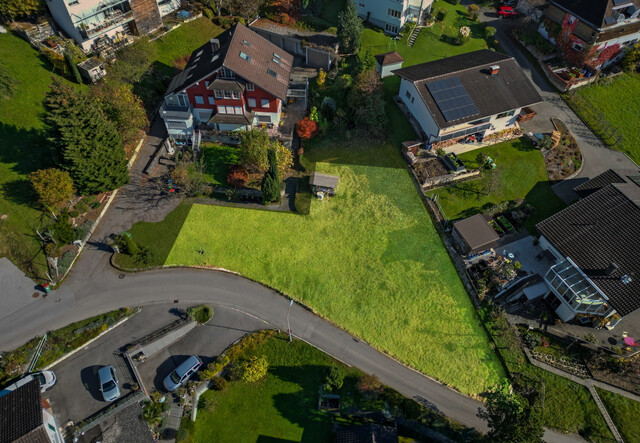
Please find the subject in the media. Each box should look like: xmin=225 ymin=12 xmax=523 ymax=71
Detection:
xmin=261 ymin=150 xmax=280 ymax=204
xmin=45 ymin=79 xmax=129 ymax=195
xmin=64 ymin=51 xmax=82 ymax=84
xmin=337 ymin=0 xmax=363 ymax=54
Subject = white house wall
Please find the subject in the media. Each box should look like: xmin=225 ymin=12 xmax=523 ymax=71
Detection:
xmin=45 ymin=0 xmax=83 ymax=43
xmin=357 ymin=0 xmax=405 ymax=33
xmin=398 ymin=79 xmax=439 ymax=139
xmin=597 ymin=30 xmax=640 ymax=67
xmin=379 ymin=62 xmax=403 ymax=78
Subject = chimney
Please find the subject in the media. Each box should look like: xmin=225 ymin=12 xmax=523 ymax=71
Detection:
xmin=490 ymin=65 xmax=500 ymax=76
xmin=210 ymin=38 xmax=220 ymax=52
xmin=605 ymin=263 xmax=619 ymax=276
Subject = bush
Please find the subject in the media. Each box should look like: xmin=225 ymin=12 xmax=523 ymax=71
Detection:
xmin=69 ymin=209 xmax=80 ymax=218
xmin=187 ymin=304 xmax=214 ymax=324
xmin=176 ymin=427 xmax=189 ymax=442
xmin=225 ymin=362 xmax=244 ymax=381
xmin=241 ymin=356 xmax=268 ymax=383
xmin=467 ymin=4 xmax=479 ymax=20
xmin=211 ymin=376 xmax=228 ymax=391
xmin=436 ymin=9 xmax=448 ymax=21
xmin=50 ymin=212 xmax=75 ymax=245
xmin=226 ymin=165 xmax=249 ymax=188
xmin=324 ymin=366 xmax=345 ymax=391
xmin=485 ymin=26 xmax=497 ymax=38
xmin=356 ymin=374 xmax=383 ymax=400
xmin=203 ymin=7 xmax=214 ymax=19
xmin=142 ymin=400 xmax=163 ymax=425
xmin=296 ymin=117 xmax=318 ymax=139
xmin=522 ymin=331 xmax=541 ymax=349
xmin=199 ymin=394 xmax=217 ymax=412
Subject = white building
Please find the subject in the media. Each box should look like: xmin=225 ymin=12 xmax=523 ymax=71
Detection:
xmin=392 ymin=50 xmax=542 ymax=146
xmin=357 ymin=0 xmax=433 ymax=34
xmin=45 ymin=0 xmax=181 ymax=52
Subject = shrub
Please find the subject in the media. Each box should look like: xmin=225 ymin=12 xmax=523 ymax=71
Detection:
xmin=356 ymin=374 xmax=383 ymax=400
xmin=203 ymin=8 xmax=214 ymax=19
xmin=199 ymin=394 xmax=217 ymax=412
xmin=44 ymin=242 xmax=60 ymax=258
xmin=584 ymin=333 xmax=598 ymax=344
xmin=436 ymin=9 xmax=448 ymax=21
xmin=485 ymin=26 xmax=497 ymax=38
xmin=142 ymin=400 xmax=163 ymax=425
xmin=50 ymin=212 xmax=75 ymax=245
xmin=225 ymin=362 xmax=244 ymax=381
xmin=176 ymin=427 xmax=189 ymax=442
xmin=316 ymin=69 xmax=326 ymax=87
xmin=324 ymin=366 xmax=345 ymax=391
xmin=467 ymin=4 xmax=480 ymax=18
xmin=69 ymin=209 xmax=80 ymax=218
xmin=211 ymin=376 xmax=228 ymax=391
xmin=296 ymin=117 xmax=318 ymax=139
xmin=187 ymin=304 xmax=214 ymax=324
xmin=226 ymin=165 xmax=249 ymax=188
xmin=241 ymin=356 xmax=268 ymax=382
xmin=522 ymin=331 xmax=541 ymax=349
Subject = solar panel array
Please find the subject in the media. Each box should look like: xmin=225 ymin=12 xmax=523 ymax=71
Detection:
xmin=426 ymin=77 xmax=479 ymax=122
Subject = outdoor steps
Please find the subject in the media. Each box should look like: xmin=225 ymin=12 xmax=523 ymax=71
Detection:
xmin=408 ymin=26 xmax=422 ymax=47
xmin=494 ymin=274 xmax=542 ymax=302
xmin=587 ymin=382 xmax=625 ymax=443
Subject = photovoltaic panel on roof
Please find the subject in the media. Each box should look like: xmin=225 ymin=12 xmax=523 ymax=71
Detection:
xmin=426 ymin=77 xmax=479 ymax=122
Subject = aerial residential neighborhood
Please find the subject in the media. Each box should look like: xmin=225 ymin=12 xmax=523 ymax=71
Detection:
xmin=1 ymin=0 xmax=640 ymax=442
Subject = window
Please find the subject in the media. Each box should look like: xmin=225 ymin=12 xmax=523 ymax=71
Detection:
xmin=258 ymin=115 xmax=271 ymax=123
xmin=194 ymin=95 xmax=204 ymax=104
xmin=572 ymin=41 xmax=584 ymax=51
xmin=208 ymin=96 xmax=215 ymax=105
xmin=167 ymin=121 xmax=187 ymax=129
xmin=224 ymin=90 xmax=232 ymax=99
xmin=385 ymin=24 xmax=399 ymax=33
xmin=231 ymin=91 xmax=241 ymax=99
xmin=387 ymin=9 xmax=401 ymax=18
xmin=217 ymin=105 xmax=226 ymax=114
xmin=240 ymin=51 xmax=250 ymax=61
xmin=205 ymin=81 xmax=209 ymax=87
xmin=261 ymin=98 xmax=270 ymax=108
xmin=496 ymin=110 xmax=516 ymax=119
xmin=272 ymin=58 xmax=280 ymax=64
xmin=177 ymin=94 xmax=188 ymax=107
xmin=411 ymin=97 xmax=415 ymax=103
xmin=219 ymin=67 xmax=234 ymax=78
xmin=405 ymin=90 xmax=411 ymax=99
xmin=242 ymin=39 xmax=251 ymax=46
xmin=246 ymin=82 xmax=254 ymax=91
xmin=267 ymin=69 xmax=278 ymax=78
xmin=273 ymin=52 xmax=282 ymax=59
xmin=234 ymin=106 xmax=243 ymax=114
xmin=214 ymin=89 xmax=223 ymax=98
xmin=247 ymin=97 xmax=256 ymax=107
xmin=226 ymin=105 xmax=236 ymax=114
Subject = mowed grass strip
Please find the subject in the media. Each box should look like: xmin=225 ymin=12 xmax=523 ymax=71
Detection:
xmin=569 ymin=72 xmax=640 ymax=165
xmin=160 ymin=141 xmax=504 ymax=394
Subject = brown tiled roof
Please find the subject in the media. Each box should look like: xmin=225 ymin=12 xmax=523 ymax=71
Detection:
xmin=573 ymin=168 xmax=640 ymax=198
xmin=166 ymin=23 xmax=293 ymax=100
xmin=374 ymin=51 xmax=404 ymax=66
xmin=453 ymin=214 xmax=499 ymax=252
xmin=393 ymin=50 xmax=542 ymax=128
xmin=537 ymin=183 xmax=640 ymax=316
xmin=209 ymin=110 xmax=254 ymax=125
xmin=0 ymin=379 xmax=45 ymax=442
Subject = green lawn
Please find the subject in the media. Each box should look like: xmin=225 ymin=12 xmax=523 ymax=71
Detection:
xmin=426 ymin=139 xmax=566 ymax=232
xmin=597 ymin=388 xmax=640 ymax=443
xmin=127 ymin=138 xmax=505 ymax=395
xmin=568 ymin=73 xmax=640 ymax=165
xmin=361 ymin=0 xmax=488 ymax=67
xmin=0 ymin=31 xmax=68 ymax=280
xmin=180 ymin=331 xmax=478 ymax=443
xmin=201 ymin=144 xmax=240 ymax=186
xmin=154 ymin=18 xmax=224 ymax=66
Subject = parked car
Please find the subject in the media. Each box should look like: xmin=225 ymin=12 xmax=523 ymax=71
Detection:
xmin=98 ymin=365 xmax=120 ymax=402
xmin=0 ymin=370 xmax=57 ymax=395
xmin=163 ymin=355 xmax=202 ymax=392
xmin=497 ymin=6 xmax=517 ymax=17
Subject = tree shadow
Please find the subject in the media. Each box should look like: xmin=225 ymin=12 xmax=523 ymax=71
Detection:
xmin=132 ymin=60 xmax=176 ymax=116
xmin=0 ymin=122 xmax=52 ymax=177
xmin=1 ymin=178 xmax=38 ymax=207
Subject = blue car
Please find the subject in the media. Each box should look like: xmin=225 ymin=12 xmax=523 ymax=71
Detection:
xmin=98 ymin=365 xmax=120 ymax=402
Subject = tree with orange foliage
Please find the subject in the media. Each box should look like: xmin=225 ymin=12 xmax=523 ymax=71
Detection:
xmin=226 ymin=164 xmax=249 ymax=188
xmin=296 ymin=117 xmax=318 ymax=139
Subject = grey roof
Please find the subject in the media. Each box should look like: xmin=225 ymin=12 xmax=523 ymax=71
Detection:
xmin=573 ymin=168 xmax=640 ymax=198
xmin=160 ymin=103 xmax=191 ymax=120
xmin=453 ymin=214 xmax=499 ymax=251
xmin=77 ymin=57 xmax=103 ymax=70
xmin=551 ymin=0 xmax=640 ymax=29
xmin=393 ymin=50 xmax=542 ymax=128
xmin=537 ymin=182 xmax=640 ymax=316
xmin=208 ymin=78 xmax=244 ymax=91
xmin=166 ymin=23 xmax=293 ymax=100
xmin=209 ymin=110 xmax=253 ymax=125
xmin=0 ymin=379 xmax=46 ymax=443
xmin=309 ymin=172 xmax=339 ymax=189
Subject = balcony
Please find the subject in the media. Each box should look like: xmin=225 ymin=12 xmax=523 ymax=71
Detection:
xmin=79 ymin=10 xmax=134 ymax=38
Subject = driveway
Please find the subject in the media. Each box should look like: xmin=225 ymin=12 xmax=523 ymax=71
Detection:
xmin=475 ymin=7 xmax=638 ymax=202
xmin=44 ymin=303 xmax=266 ymax=424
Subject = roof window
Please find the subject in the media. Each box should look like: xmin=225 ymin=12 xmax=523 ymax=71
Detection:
xmin=267 ymin=69 xmax=278 ymax=78
xmin=273 ymin=52 xmax=282 ymax=59
xmin=272 ymin=58 xmax=280 ymax=64
xmin=242 ymin=40 xmax=251 ymax=46
xmin=240 ymin=51 xmax=250 ymax=61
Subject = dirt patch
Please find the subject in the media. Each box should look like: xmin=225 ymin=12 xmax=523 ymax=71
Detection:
xmin=544 ymin=120 xmax=582 ymax=181
xmin=585 ymin=351 xmax=640 ymax=395
xmin=413 ymin=158 xmax=448 ymax=182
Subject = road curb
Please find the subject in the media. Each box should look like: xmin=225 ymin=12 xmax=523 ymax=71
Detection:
xmin=42 ymin=312 xmax=137 ymax=370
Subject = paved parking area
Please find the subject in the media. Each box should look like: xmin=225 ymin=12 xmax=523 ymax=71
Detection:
xmin=44 ymin=302 xmax=267 ymax=425
xmin=137 ymin=306 xmax=267 ymax=392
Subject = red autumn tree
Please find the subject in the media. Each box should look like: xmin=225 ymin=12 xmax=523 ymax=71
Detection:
xmin=226 ymin=165 xmax=249 ymax=188
xmin=296 ymin=117 xmax=318 ymax=139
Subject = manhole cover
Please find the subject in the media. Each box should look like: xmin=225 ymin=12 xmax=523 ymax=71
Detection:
xmin=32 ymin=292 xmax=40 ymax=298
xmin=119 ymin=274 xmax=125 ymax=279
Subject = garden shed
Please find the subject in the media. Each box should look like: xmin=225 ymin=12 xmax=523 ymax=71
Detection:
xmin=77 ymin=58 xmax=106 ymax=83
xmin=374 ymin=51 xmax=404 ymax=78
xmin=309 ymin=172 xmax=339 ymax=197
xmin=452 ymin=214 xmax=499 ymax=254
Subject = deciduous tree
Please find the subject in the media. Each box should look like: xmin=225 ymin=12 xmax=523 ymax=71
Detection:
xmin=296 ymin=117 xmax=318 ymax=139
xmin=337 ymin=0 xmax=363 ymax=53
xmin=45 ymin=79 xmax=129 ymax=195
xmin=226 ymin=164 xmax=249 ymax=188
xmin=29 ymin=168 xmax=75 ymax=210
xmin=0 ymin=0 xmax=42 ymax=20
xmin=240 ymin=129 xmax=270 ymax=172
xmin=89 ymin=82 xmax=148 ymax=145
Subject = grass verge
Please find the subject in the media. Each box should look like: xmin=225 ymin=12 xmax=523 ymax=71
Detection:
xmin=597 ymin=388 xmax=640 ymax=443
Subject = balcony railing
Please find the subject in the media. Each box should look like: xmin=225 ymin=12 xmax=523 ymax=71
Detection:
xmin=79 ymin=10 xmax=134 ymax=38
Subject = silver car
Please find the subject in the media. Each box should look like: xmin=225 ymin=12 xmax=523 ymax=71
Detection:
xmin=163 ymin=355 xmax=202 ymax=392
xmin=98 ymin=365 xmax=120 ymax=402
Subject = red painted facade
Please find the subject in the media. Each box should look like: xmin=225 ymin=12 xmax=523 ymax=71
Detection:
xmin=184 ymin=71 xmax=280 ymax=117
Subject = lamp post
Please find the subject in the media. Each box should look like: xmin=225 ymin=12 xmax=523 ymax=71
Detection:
xmin=287 ymin=299 xmax=293 ymax=343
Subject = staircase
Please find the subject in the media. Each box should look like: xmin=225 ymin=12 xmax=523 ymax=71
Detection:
xmin=408 ymin=25 xmax=422 ymax=47
xmin=192 ymin=129 xmax=201 ymax=154
xmin=587 ymin=381 xmax=625 ymax=443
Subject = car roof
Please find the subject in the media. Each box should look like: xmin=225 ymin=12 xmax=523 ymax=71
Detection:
xmin=98 ymin=366 xmax=114 ymax=380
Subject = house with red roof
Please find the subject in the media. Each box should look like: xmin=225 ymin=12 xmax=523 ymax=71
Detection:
xmin=160 ymin=23 xmax=296 ymax=144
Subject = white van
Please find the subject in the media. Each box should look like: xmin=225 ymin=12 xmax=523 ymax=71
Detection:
xmin=163 ymin=356 xmax=202 ymax=392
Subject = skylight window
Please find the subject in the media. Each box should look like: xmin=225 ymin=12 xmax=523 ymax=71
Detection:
xmin=273 ymin=52 xmax=281 ymax=59
xmin=267 ymin=69 xmax=278 ymax=78
xmin=242 ymin=40 xmax=251 ymax=46
xmin=240 ymin=51 xmax=250 ymax=61
xmin=272 ymin=58 xmax=280 ymax=64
